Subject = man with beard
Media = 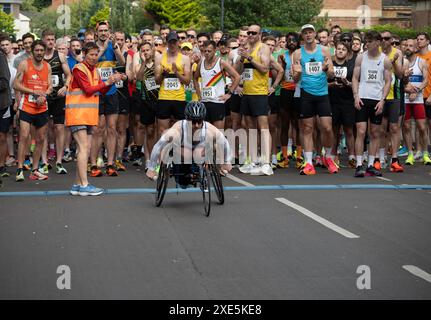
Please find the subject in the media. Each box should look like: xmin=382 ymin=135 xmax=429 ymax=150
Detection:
xmin=14 ymin=40 xmax=53 ymax=181
xmin=403 ymin=39 xmax=429 ymax=166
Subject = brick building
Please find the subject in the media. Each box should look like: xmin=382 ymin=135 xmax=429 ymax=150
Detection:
xmin=409 ymin=0 xmax=431 ymax=29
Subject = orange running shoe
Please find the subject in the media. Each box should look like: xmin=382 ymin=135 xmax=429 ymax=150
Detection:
xmin=115 ymin=159 xmax=126 ymax=171
xmin=90 ymin=166 xmax=103 ymax=177
xmin=106 ymin=165 xmax=118 ymax=177
xmin=300 ymin=163 xmax=316 ymax=175
xmin=390 ymin=161 xmax=404 ymax=173
xmin=373 ymin=159 xmax=381 ymax=171
xmin=325 ymin=157 xmax=339 ymax=174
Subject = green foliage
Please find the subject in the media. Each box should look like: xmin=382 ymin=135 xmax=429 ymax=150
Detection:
xmin=32 ymin=0 xmax=51 ymax=10
xmin=21 ymin=0 xmax=39 ymax=12
xmin=145 ymin=0 xmax=203 ymax=29
xmin=363 ymin=24 xmax=421 ymax=39
xmin=89 ymin=7 xmax=110 ymax=28
xmin=200 ymin=0 xmax=323 ymax=31
xmin=0 ymin=11 xmax=15 ymax=35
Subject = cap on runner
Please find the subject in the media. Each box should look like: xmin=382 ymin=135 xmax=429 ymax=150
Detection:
xmin=300 ymin=24 xmax=315 ymax=33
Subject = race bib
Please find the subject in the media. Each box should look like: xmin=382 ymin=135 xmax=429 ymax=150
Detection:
xmin=305 ymin=62 xmax=322 ymax=75
xmin=115 ymin=80 xmax=123 ymax=89
xmin=202 ymin=87 xmax=216 ymax=100
xmin=163 ymin=77 xmax=181 ymax=90
xmin=184 ymin=82 xmax=195 ymax=92
xmin=28 ymin=94 xmax=37 ymax=103
xmin=145 ymin=77 xmax=159 ymax=91
xmin=98 ymin=67 xmax=113 ymax=81
xmin=52 ymin=75 xmax=60 ymax=87
xmin=366 ymin=69 xmax=379 ymax=83
xmin=334 ymin=66 xmax=347 ymax=79
xmin=285 ymin=70 xmax=293 ymax=82
xmin=242 ymin=68 xmax=253 ymax=81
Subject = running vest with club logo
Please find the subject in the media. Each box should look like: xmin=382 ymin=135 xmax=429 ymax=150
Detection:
xmin=97 ymin=41 xmax=117 ymax=96
xmin=44 ymin=50 xmax=65 ymax=99
xmin=243 ymin=43 xmax=269 ymax=95
xmin=159 ymin=52 xmax=185 ymax=101
xmin=405 ymin=56 xmax=424 ymax=104
xmin=358 ymin=52 xmax=386 ymax=101
xmin=200 ymin=57 xmax=225 ymax=104
xmin=385 ymin=46 xmax=401 ymax=100
xmin=19 ymin=58 xmax=49 ymax=114
xmin=300 ymin=44 xmax=328 ymax=96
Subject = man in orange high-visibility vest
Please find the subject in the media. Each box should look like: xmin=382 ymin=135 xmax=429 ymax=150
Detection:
xmin=65 ymin=42 xmax=122 ymax=196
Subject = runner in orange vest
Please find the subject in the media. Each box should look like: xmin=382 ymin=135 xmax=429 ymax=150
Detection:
xmin=65 ymin=42 xmax=122 ymax=196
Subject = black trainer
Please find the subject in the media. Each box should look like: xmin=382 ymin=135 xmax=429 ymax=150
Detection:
xmin=366 ymin=166 xmax=382 ymax=177
xmin=354 ymin=165 xmax=365 ymax=178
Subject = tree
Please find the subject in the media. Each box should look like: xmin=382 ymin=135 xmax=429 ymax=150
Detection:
xmin=145 ymin=0 xmax=203 ymax=29
xmin=200 ymin=0 xmax=323 ymax=31
xmin=89 ymin=7 xmax=110 ymax=28
xmin=0 ymin=11 xmax=16 ymax=35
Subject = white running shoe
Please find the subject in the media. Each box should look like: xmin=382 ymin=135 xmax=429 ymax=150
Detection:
xmin=239 ymin=162 xmax=256 ymax=174
xmin=261 ymin=163 xmax=274 ymax=176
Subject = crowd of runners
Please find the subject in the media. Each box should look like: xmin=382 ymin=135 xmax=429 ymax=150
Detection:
xmin=1 ymin=21 xmax=431 ymax=193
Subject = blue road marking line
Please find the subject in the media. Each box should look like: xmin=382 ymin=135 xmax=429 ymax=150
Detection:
xmin=1 ymin=184 xmax=431 ymax=197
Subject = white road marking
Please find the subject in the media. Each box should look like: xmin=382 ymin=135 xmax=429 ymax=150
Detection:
xmin=403 ymin=265 xmax=431 ymax=283
xmin=226 ymin=173 xmax=255 ymax=187
xmin=376 ymin=177 xmax=392 ymax=182
xmin=275 ymin=197 xmax=360 ymax=239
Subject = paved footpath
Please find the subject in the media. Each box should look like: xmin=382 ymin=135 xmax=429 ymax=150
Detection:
xmin=0 ymin=162 xmax=430 ymax=299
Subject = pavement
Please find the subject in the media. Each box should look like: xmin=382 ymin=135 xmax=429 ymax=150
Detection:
xmin=0 ymin=160 xmax=430 ymax=299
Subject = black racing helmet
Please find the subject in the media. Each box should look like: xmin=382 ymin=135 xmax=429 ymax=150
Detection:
xmin=184 ymin=101 xmax=206 ymax=121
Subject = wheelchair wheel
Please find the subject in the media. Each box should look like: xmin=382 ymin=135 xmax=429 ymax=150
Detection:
xmin=200 ymin=166 xmax=211 ymax=217
xmin=155 ymin=163 xmax=170 ymax=207
xmin=210 ymin=164 xmax=224 ymax=204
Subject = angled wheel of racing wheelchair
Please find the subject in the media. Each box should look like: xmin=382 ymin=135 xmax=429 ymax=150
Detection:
xmin=209 ymin=164 xmax=224 ymax=205
xmin=200 ymin=166 xmax=211 ymax=217
xmin=155 ymin=162 xmax=170 ymax=207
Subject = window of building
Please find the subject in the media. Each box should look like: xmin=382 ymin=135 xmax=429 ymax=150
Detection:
xmin=1 ymin=4 xmax=12 ymax=14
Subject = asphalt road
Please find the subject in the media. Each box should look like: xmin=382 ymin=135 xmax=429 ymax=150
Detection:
xmin=0 ymin=161 xmax=430 ymax=299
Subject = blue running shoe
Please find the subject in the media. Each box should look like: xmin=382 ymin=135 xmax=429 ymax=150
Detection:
xmin=398 ymin=145 xmax=408 ymax=157
xmin=78 ymin=184 xmax=104 ymax=196
xmin=70 ymin=184 xmax=80 ymax=196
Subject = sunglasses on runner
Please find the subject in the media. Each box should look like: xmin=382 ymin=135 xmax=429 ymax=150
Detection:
xmin=382 ymin=36 xmax=392 ymax=41
xmin=187 ymin=34 xmax=196 ymax=39
xmin=393 ymin=41 xmax=400 ymax=46
xmin=229 ymin=46 xmax=239 ymax=49
xmin=247 ymin=31 xmax=258 ymax=36
xmin=341 ymin=38 xmax=352 ymax=42
xmin=154 ymin=43 xmax=162 ymax=47
xmin=179 ymin=36 xmax=187 ymax=40
xmin=287 ymin=38 xmax=297 ymax=43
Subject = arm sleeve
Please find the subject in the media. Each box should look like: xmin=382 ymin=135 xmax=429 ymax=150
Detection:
xmin=73 ymin=68 xmax=111 ymax=96
xmin=215 ymin=130 xmax=232 ymax=164
xmin=148 ymin=135 xmax=172 ymax=171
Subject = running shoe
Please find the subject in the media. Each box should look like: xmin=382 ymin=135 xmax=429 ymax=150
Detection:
xmin=56 ymin=162 xmax=68 ymax=174
xmin=277 ymin=159 xmax=289 ymax=168
xmin=314 ymin=155 xmax=323 ymax=167
xmin=16 ymin=168 xmax=24 ymax=182
xmin=0 ymin=166 xmax=9 ymax=178
xmin=90 ymin=166 xmax=103 ymax=177
xmin=296 ymin=157 xmax=305 ymax=170
xmin=239 ymin=158 xmax=255 ymax=174
xmin=373 ymin=159 xmax=381 ymax=171
xmin=70 ymin=184 xmax=80 ymax=196
xmin=300 ymin=163 xmax=316 ymax=175
xmin=132 ymin=157 xmax=143 ymax=166
xmin=63 ymin=150 xmax=73 ymax=162
xmin=405 ymin=153 xmax=415 ymax=166
xmin=348 ymin=158 xmax=356 ymax=168
xmin=366 ymin=166 xmax=382 ymax=177
xmin=106 ymin=165 xmax=118 ymax=177
xmin=390 ymin=161 xmax=404 ymax=173
xmin=354 ymin=165 xmax=366 ymax=178
xmin=5 ymin=155 xmax=16 ymax=167
xmin=47 ymin=148 xmax=56 ymax=161
xmin=39 ymin=163 xmax=49 ymax=175
xmin=261 ymin=163 xmax=274 ymax=176
xmin=78 ymin=184 xmax=104 ymax=196
xmin=29 ymin=170 xmax=48 ymax=180
xmin=423 ymin=152 xmax=431 ymax=165
xmin=23 ymin=158 xmax=32 ymax=171
xmin=97 ymin=156 xmax=105 ymax=168
xmin=398 ymin=145 xmax=408 ymax=157
xmin=276 ymin=151 xmax=284 ymax=162
xmin=325 ymin=157 xmax=339 ymax=174
xmin=30 ymin=141 xmax=36 ymax=153
xmin=414 ymin=151 xmax=423 ymax=161
xmin=115 ymin=159 xmax=126 ymax=171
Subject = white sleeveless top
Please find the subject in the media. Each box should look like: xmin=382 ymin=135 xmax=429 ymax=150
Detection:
xmin=405 ymin=56 xmax=424 ymax=104
xmin=359 ymin=52 xmax=386 ymax=101
xmin=200 ymin=58 xmax=225 ymax=104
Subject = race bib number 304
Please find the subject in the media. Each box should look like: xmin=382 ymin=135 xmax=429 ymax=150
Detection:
xmin=305 ymin=62 xmax=322 ymax=75
xmin=366 ymin=70 xmax=379 ymax=83
xmin=164 ymin=78 xmax=181 ymax=90
xmin=145 ymin=77 xmax=159 ymax=91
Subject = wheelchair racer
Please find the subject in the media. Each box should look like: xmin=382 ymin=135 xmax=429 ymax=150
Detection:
xmin=146 ymin=101 xmax=232 ymax=187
